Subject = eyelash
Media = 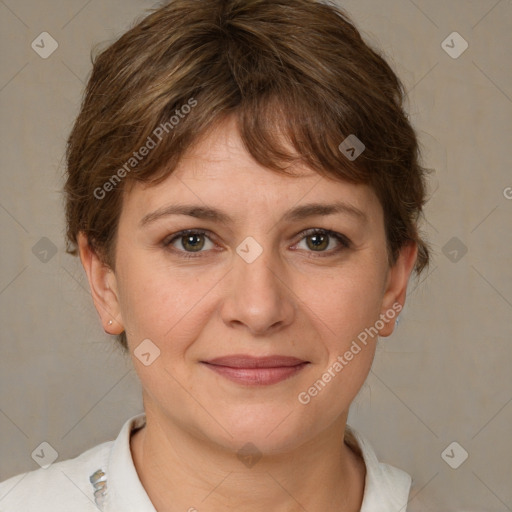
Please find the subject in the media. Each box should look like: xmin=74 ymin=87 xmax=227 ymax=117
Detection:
xmin=162 ymin=228 xmax=351 ymax=260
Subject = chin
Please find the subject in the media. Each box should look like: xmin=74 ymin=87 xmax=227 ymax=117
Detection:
xmin=201 ymin=404 xmax=318 ymax=457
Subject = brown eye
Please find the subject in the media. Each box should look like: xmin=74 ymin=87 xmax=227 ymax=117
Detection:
xmin=295 ymin=228 xmax=351 ymax=255
xmin=164 ymin=230 xmax=215 ymax=255
xmin=180 ymin=233 xmax=206 ymax=252
xmin=305 ymin=232 xmax=330 ymax=251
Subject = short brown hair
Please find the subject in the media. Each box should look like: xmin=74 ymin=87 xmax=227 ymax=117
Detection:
xmin=65 ymin=0 xmax=431 ymax=350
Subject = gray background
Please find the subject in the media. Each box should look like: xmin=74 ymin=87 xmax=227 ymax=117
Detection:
xmin=1 ymin=0 xmax=511 ymax=510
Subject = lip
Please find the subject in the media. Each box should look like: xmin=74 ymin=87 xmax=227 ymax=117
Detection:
xmin=201 ymin=355 xmax=310 ymax=386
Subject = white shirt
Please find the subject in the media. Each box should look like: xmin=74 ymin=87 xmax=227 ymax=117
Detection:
xmin=0 ymin=414 xmax=411 ymax=511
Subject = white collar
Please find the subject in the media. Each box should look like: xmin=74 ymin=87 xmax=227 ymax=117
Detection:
xmin=347 ymin=426 xmax=411 ymax=511
xmin=96 ymin=414 xmax=410 ymax=511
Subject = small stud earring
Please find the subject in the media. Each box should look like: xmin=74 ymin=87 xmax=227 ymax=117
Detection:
xmin=108 ymin=320 xmax=113 ymax=326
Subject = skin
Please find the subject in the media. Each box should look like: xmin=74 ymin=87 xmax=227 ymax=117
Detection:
xmin=79 ymin=116 xmax=418 ymax=511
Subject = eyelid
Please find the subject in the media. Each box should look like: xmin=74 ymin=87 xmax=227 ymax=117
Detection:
xmin=162 ymin=229 xmax=223 ymax=261
xmin=294 ymin=227 xmax=351 ymax=248
xmin=162 ymin=228 xmax=216 ymax=246
xmin=163 ymin=227 xmax=351 ymax=258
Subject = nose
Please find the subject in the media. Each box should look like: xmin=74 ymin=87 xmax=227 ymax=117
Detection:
xmin=220 ymin=244 xmax=296 ymax=336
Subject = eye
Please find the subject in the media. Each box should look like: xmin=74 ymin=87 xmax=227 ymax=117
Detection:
xmin=163 ymin=230 xmax=215 ymax=257
xmin=162 ymin=228 xmax=351 ymax=259
xmin=294 ymin=228 xmax=351 ymax=256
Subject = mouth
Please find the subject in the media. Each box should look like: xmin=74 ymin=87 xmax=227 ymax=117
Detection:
xmin=201 ymin=355 xmax=310 ymax=386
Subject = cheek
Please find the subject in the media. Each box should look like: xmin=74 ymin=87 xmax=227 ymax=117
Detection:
xmin=298 ymin=273 xmax=382 ymax=417
xmin=309 ymin=263 xmax=385 ymax=347
xmin=300 ymin=261 xmax=384 ymax=403
xmin=115 ymin=255 xmax=221 ymax=352
xmin=302 ymin=345 xmax=376 ymax=431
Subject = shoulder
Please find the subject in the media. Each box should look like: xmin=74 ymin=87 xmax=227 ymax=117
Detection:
xmin=0 ymin=439 xmax=112 ymax=512
xmin=345 ymin=426 xmax=412 ymax=512
xmin=0 ymin=413 xmax=148 ymax=512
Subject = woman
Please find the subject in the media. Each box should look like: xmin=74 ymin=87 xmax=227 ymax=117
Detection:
xmin=0 ymin=0 xmax=430 ymax=510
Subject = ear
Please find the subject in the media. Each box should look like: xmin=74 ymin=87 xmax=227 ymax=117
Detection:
xmin=77 ymin=232 xmax=124 ymax=334
xmin=378 ymin=241 xmax=418 ymax=337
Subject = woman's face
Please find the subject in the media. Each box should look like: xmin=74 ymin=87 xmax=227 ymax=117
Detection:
xmin=84 ymin=116 xmax=416 ymax=453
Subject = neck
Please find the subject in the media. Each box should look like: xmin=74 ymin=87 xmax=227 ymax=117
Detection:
xmin=130 ymin=405 xmax=365 ymax=512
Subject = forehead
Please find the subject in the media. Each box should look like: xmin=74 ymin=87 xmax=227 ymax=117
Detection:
xmin=123 ymin=117 xmax=383 ymax=224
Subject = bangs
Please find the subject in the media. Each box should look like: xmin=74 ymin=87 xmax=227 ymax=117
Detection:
xmin=124 ymin=70 xmax=373 ymax=192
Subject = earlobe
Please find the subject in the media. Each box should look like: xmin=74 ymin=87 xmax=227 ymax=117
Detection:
xmin=378 ymin=241 xmax=418 ymax=337
xmin=77 ymin=232 xmax=124 ymax=334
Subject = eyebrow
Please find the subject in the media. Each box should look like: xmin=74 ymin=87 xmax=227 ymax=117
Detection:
xmin=139 ymin=200 xmax=368 ymax=227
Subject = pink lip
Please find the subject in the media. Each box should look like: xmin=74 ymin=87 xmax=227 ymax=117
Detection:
xmin=201 ymin=355 xmax=309 ymax=386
